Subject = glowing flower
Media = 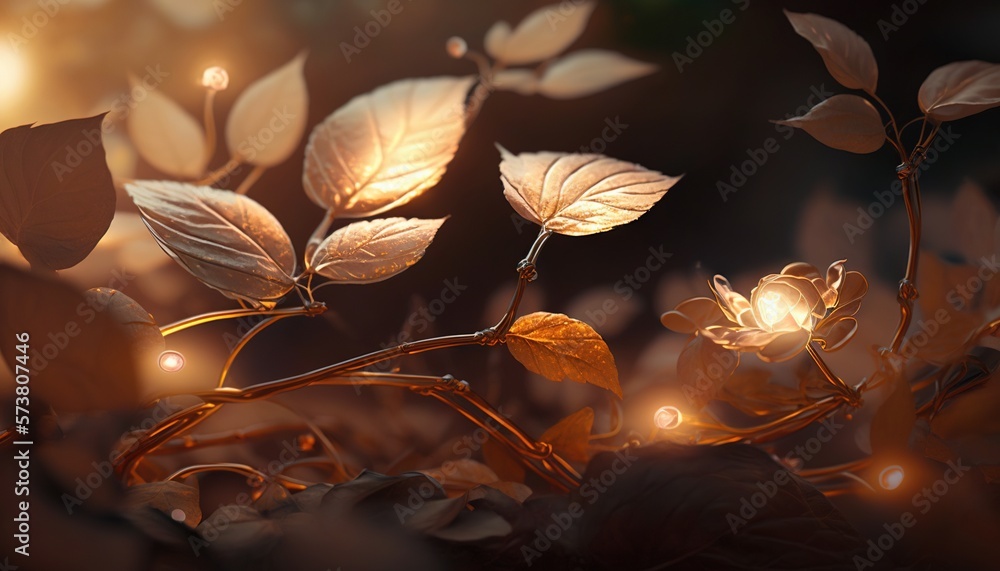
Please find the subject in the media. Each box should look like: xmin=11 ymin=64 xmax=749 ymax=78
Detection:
xmin=661 ymin=260 xmax=867 ymax=362
xmin=201 ymin=66 xmax=229 ymax=91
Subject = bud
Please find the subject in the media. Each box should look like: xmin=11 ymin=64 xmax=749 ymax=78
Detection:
xmin=201 ymin=66 xmax=229 ymax=91
xmin=446 ymin=36 xmax=467 ymax=59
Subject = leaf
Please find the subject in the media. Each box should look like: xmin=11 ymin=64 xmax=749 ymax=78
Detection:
xmin=540 ymin=406 xmax=594 ymax=464
xmin=869 ymin=374 xmax=916 ymax=456
xmin=309 ymin=217 xmax=445 ymax=283
xmin=83 ymin=288 xmax=165 ymax=359
xmin=125 ymin=180 xmax=296 ymax=308
xmin=0 ymin=264 xmax=139 ymax=412
xmin=498 ymin=148 xmax=680 ymax=236
xmin=428 ymin=509 xmax=512 ymax=542
xmin=492 ymin=69 xmax=539 ymax=96
xmin=506 ymin=312 xmax=621 ymax=397
xmin=0 ymin=115 xmax=116 ymax=270
xmin=126 ymin=78 xmax=207 ymax=178
xmin=676 ymin=335 xmax=738 ymax=410
xmin=124 ymin=481 xmax=202 ymax=527
xmin=539 ymin=50 xmax=658 ymax=99
xmin=226 ymin=52 xmax=309 ymax=167
xmin=303 ymin=76 xmax=475 ymax=217
xmin=918 ymin=60 xmax=1000 ymax=122
xmin=773 ymin=94 xmax=885 ymax=154
xmin=484 ymin=1 xmax=596 ymax=65
xmin=784 ymin=10 xmax=878 ymax=93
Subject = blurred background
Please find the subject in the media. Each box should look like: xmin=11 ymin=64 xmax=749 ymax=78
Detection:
xmin=2 ymin=0 xmax=999 ymax=509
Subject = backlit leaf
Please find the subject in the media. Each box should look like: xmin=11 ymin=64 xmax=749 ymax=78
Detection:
xmin=539 ymin=50 xmax=657 ymax=99
xmin=303 ymin=76 xmax=475 ymax=217
xmin=309 ymin=217 xmax=445 ymax=283
xmin=226 ymin=52 xmax=309 ymax=167
xmin=498 ymin=148 xmax=680 ymax=236
xmin=0 ymin=115 xmax=116 ymax=270
xmin=540 ymin=406 xmax=594 ymax=464
xmin=126 ymin=78 xmax=207 ymax=178
xmin=918 ymin=60 xmax=1000 ymax=122
xmin=506 ymin=311 xmax=621 ymax=397
xmin=0 ymin=264 xmax=139 ymax=412
xmin=484 ymin=1 xmax=596 ymax=65
xmin=773 ymin=94 xmax=885 ymax=154
xmin=124 ymin=481 xmax=202 ymax=528
xmin=125 ymin=180 xmax=296 ymax=308
xmin=784 ymin=10 xmax=878 ymax=93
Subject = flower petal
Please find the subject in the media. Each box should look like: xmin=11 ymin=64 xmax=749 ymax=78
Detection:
xmin=814 ymin=316 xmax=858 ymax=351
xmin=836 ymin=271 xmax=868 ymax=307
xmin=781 ymin=262 xmax=822 ymax=280
xmin=661 ymin=297 xmax=725 ymax=333
xmin=704 ymin=326 xmax=782 ymax=351
xmin=711 ymin=275 xmax=751 ymax=321
xmin=826 ymin=259 xmax=847 ymax=291
xmin=757 ymin=329 xmax=811 ymax=362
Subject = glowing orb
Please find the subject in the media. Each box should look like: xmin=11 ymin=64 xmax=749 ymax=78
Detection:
xmin=201 ymin=66 xmax=229 ymax=91
xmin=158 ymin=350 xmax=186 ymax=372
xmin=654 ymin=406 xmax=683 ymax=430
xmin=879 ymin=465 xmax=904 ymax=490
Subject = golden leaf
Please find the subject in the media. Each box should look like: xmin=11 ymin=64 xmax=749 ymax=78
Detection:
xmin=126 ymin=76 xmax=207 ymax=178
xmin=483 ymin=1 xmax=596 ymax=65
xmin=784 ymin=10 xmax=878 ymax=94
xmin=539 ymin=50 xmax=658 ymax=100
xmin=126 ymin=180 xmax=296 ymax=308
xmin=498 ymin=148 xmax=679 ymax=236
xmin=226 ymin=52 xmax=309 ymax=167
xmin=506 ymin=312 xmax=621 ymax=397
xmin=303 ymin=76 xmax=475 ymax=217
xmin=309 ymin=217 xmax=445 ymax=284
xmin=539 ymin=406 xmax=594 ymax=464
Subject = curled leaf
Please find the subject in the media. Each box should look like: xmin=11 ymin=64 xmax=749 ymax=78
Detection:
xmin=309 ymin=217 xmax=445 ymax=284
xmin=506 ymin=311 xmax=621 ymax=397
xmin=127 ymin=78 xmax=208 ymax=178
xmin=784 ymin=10 xmax=878 ymax=93
xmin=499 ymin=147 xmax=680 ymax=236
xmin=0 ymin=115 xmax=117 ymax=270
xmin=918 ymin=60 xmax=1000 ymax=122
xmin=484 ymin=1 xmax=596 ymax=65
xmin=773 ymin=94 xmax=885 ymax=154
xmin=125 ymin=181 xmax=296 ymax=308
xmin=226 ymin=52 xmax=309 ymax=167
xmin=539 ymin=50 xmax=658 ymax=99
xmin=303 ymin=76 xmax=475 ymax=218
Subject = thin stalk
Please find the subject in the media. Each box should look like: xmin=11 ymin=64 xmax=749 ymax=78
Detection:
xmin=889 ymin=171 xmax=922 ymax=353
xmin=166 ymin=462 xmax=310 ymax=491
xmin=235 ymin=165 xmax=266 ymax=195
xmin=303 ymin=209 xmax=337 ymax=270
xmin=160 ymin=305 xmax=321 ymax=337
xmin=196 ymin=158 xmax=241 ymax=187
xmin=806 ymin=343 xmax=858 ymax=403
xmin=202 ymin=89 xmax=217 ymax=168
xmin=218 ymin=308 xmax=318 ymax=388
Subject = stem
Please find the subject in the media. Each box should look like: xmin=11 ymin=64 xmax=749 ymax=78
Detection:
xmin=195 ymin=158 xmax=242 ymax=187
xmin=217 ymin=311 xmax=306 ymax=388
xmin=303 ymin=209 xmax=337 ymax=270
xmin=166 ymin=463 xmax=310 ymax=491
xmin=202 ymin=89 xmax=217 ymax=168
xmin=235 ymin=165 xmax=267 ymax=195
xmin=160 ymin=305 xmax=322 ymax=337
xmin=870 ymin=93 xmax=906 ymax=162
xmin=889 ymin=170 xmax=921 ymax=353
xmin=806 ymin=343 xmax=858 ymax=404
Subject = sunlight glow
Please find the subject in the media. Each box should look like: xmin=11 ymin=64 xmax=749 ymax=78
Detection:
xmin=0 ymin=47 xmax=26 ymax=101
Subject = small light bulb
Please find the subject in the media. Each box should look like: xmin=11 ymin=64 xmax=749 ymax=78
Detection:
xmin=158 ymin=350 xmax=185 ymax=372
xmin=201 ymin=66 xmax=229 ymax=91
xmin=654 ymin=406 xmax=683 ymax=430
xmin=879 ymin=465 xmax=904 ymax=490
xmin=446 ymin=36 xmax=467 ymax=59
xmin=170 ymin=508 xmax=186 ymax=522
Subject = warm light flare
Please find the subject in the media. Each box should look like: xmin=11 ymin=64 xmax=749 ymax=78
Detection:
xmin=756 ymin=290 xmax=790 ymax=328
xmin=158 ymin=350 xmax=186 ymax=372
xmin=0 ymin=47 xmax=26 ymax=101
xmin=879 ymin=465 xmax=904 ymax=490
xmin=201 ymin=66 xmax=229 ymax=91
xmin=654 ymin=406 xmax=683 ymax=430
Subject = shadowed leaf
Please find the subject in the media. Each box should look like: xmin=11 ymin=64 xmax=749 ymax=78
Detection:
xmin=784 ymin=10 xmax=878 ymax=93
xmin=124 ymin=481 xmax=201 ymax=527
xmin=0 ymin=115 xmax=116 ymax=270
xmin=774 ymin=94 xmax=885 ymax=154
xmin=918 ymin=60 xmax=1000 ymax=122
